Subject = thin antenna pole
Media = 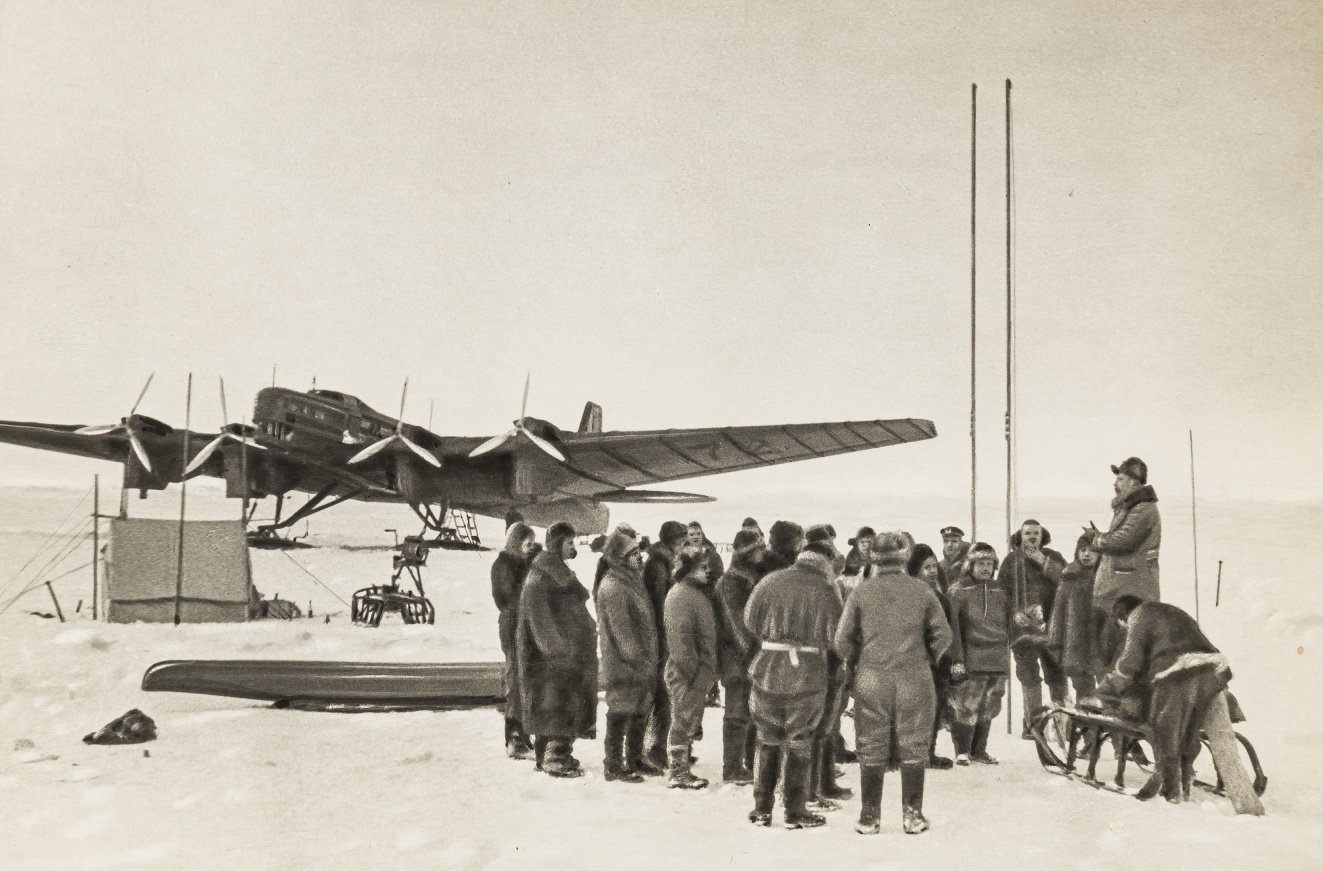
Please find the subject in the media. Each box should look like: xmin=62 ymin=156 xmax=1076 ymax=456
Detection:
xmin=1190 ymin=430 xmax=1200 ymax=622
xmin=174 ymin=373 xmax=192 ymax=626
xmin=971 ymin=82 xmax=978 ymax=542
xmin=92 ymin=475 xmax=99 ymax=621
xmin=1215 ymin=560 xmax=1223 ymax=607
xmin=240 ymin=415 xmax=250 ymax=527
xmin=1004 ymin=77 xmax=1015 ymax=735
xmin=1005 ymin=77 xmax=1015 ymax=550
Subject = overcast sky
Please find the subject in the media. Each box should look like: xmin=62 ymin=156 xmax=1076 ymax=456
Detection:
xmin=1 ymin=1 xmax=1319 ymax=509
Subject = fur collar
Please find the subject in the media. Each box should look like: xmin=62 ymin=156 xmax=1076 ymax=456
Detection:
xmin=530 ymin=551 xmax=585 ymax=599
xmin=1112 ymin=483 xmax=1159 ymax=511
xmin=796 ymin=550 xmax=836 ymax=579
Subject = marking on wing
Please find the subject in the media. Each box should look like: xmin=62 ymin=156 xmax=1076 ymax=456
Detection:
xmin=658 ymin=437 xmax=716 ymax=471
xmin=779 ymin=426 xmax=825 ymax=458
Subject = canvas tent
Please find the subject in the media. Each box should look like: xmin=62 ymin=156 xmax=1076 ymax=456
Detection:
xmin=106 ymin=519 xmax=251 ymax=623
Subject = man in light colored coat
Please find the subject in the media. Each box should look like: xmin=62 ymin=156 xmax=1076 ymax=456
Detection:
xmin=1091 ymin=457 xmax=1162 ymax=669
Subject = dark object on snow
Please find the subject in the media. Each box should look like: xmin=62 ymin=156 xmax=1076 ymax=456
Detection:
xmin=257 ymin=596 xmax=303 ymax=620
xmin=84 ymin=709 xmax=157 ymax=745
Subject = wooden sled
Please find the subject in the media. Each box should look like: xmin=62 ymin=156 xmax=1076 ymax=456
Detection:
xmin=1029 ymin=704 xmax=1267 ymax=799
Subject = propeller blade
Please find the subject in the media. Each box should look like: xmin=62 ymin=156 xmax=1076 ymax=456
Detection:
xmin=75 ymin=423 xmax=122 ymax=436
xmin=523 ymin=428 xmax=567 ymax=463
xmin=467 ymin=429 xmax=517 ymax=459
xmin=397 ymin=379 xmax=409 ymax=434
xmin=400 ymin=436 xmax=442 ymax=468
xmin=230 ymin=434 xmax=267 ymax=451
xmin=519 ymin=371 xmax=530 ymax=424
xmin=130 ymin=373 xmax=156 ymax=416
xmin=348 ymin=435 xmax=399 ymax=465
xmin=184 ymin=435 xmax=226 ymax=475
xmin=127 ymin=429 xmax=153 ymax=474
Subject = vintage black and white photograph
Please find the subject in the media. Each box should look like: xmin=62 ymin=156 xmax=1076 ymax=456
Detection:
xmin=1 ymin=2 xmax=1319 ymax=868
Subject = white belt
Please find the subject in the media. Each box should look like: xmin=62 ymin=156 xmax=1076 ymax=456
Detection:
xmin=760 ymin=641 xmax=822 ymax=668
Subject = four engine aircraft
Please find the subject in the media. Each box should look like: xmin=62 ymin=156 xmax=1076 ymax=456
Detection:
xmin=0 ymin=377 xmax=937 ymax=538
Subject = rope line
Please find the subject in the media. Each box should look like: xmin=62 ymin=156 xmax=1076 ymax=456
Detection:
xmin=0 ymin=484 xmax=93 ymax=600
xmin=277 ymin=549 xmax=351 ymax=607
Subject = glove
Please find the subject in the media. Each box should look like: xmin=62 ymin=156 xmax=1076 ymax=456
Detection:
xmin=1078 ymin=694 xmax=1109 ymax=712
xmin=949 ymin=663 xmax=968 ymax=684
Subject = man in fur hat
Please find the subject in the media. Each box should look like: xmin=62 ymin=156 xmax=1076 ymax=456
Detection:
xmin=1048 ymin=534 xmax=1102 ymax=697
xmin=596 ymin=526 xmax=661 ymax=781
xmin=998 ymin=519 xmax=1069 ymax=738
xmin=947 ymin=543 xmax=1012 ymax=767
xmin=664 ymin=552 xmax=720 ymax=789
xmin=1091 ymin=457 xmax=1162 ymax=670
xmin=835 ymin=532 xmax=952 ymax=834
xmin=715 ymin=529 xmax=766 ymax=784
xmin=491 ymin=522 xmax=540 ymax=759
xmin=516 ymin=522 xmax=598 ymax=778
xmin=802 ymin=524 xmax=853 ymax=811
xmin=641 ymin=520 xmax=689 ymax=768
xmin=742 ymin=521 xmax=843 ymax=830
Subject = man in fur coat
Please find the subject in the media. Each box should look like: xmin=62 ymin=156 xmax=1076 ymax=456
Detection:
xmin=1087 ymin=596 xmax=1227 ymax=803
xmin=664 ymin=553 xmax=720 ymax=789
xmin=836 ymin=532 xmax=952 ymax=835
xmin=714 ymin=529 xmax=766 ymax=784
xmin=742 ymin=521 xmax=842 ymax=830
xmin=1048 ymin=533 xmax=1102 ymax=697
xmin=491 ymin=522 xmax=540 ymax=759
xmin=1091 ymin=457 xmax=1162 ymax=669
xmin=517 ymin=522 xmax=598 ymax=778
xmin=640 ymin=520 xmax=688 ymax=769
xmin=596 ymin=526 xmax=661 ymax=782
xmin=998 ymin=519 xmax=1069 ymax=737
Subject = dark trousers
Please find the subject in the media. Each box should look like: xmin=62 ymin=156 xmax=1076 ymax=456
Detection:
xmin=646 ymin=668 xmax=670 ymax=753
xmin=1013 ymin=643 xmax=1068 ymax=701
xmin=751 ymin=688 xmax=825 ymax=752
xmin=722 ymin=676 xmax=752 ymax=732
xmin=1149 ymin=668 xmax=1224 ymax=800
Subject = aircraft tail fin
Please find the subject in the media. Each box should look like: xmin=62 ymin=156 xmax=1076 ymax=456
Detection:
xmin=578 ymin=402 xmax=602 ymax=434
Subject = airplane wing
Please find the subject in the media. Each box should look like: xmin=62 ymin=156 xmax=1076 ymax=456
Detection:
xmin=553 ymin=418 xmax=936 ymax=495
xmin=0 ymin=421 xmax=128 ymax=463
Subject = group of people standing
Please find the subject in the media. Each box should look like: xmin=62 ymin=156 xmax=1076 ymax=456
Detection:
xmin=489 ymin=455 xmax=1243 ymax=830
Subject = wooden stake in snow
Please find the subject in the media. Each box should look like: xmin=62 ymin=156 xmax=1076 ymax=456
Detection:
xmin=1203 ymin=691 xmax=1265 ymax=815
xmin=92 ymin=474 xmax=99 ymax=621
xmin=174 ymin=373 xmax=192 ymax=626
xmin=1190 ymin=430 xmax=1201 ymax=622
xmin=45 ymin=582 xmax=65 ymax=623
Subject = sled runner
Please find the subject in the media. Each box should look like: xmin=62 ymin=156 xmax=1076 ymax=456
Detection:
xmin=1028 ymin=704 xmax=1267 ymax=799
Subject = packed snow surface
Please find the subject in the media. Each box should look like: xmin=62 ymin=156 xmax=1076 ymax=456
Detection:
xmin=1 ymin=485 xmax=1320 ymax=869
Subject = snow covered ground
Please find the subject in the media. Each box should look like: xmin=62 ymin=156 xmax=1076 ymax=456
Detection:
xmin=2 ymin=484 xmax=1321 ymax=869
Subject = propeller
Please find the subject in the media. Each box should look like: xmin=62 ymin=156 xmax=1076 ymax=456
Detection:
xmin=348 ymin=379 xmax=441 ymax=468
xmin=184 ymin=377 xmax=267 ymax=475
xmin=467 ymin=373 xmax=566 ymax=462
xmin=75 ymin=373 xmax=158 ymax=473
